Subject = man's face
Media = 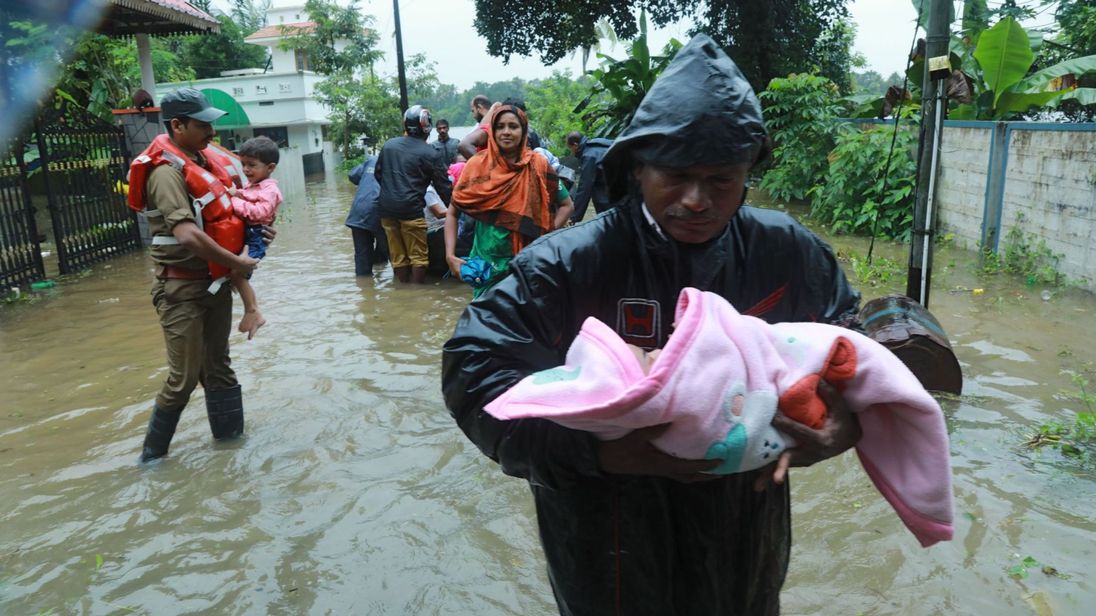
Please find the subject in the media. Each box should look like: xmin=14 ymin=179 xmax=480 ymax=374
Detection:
xmin=171 ymin=117 xmax=215 ymax=153
xmin=472 ymin=103 xmax=488 ymax=122
xmin=567 ymin=141 xmax=580 ymax=156
xmin=635 ymin=161 xmax=750 ymax=244
xmin=437 ymin=123 xmax=449 ymax=141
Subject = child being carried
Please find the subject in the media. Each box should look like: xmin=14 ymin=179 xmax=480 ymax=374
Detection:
xmin=227 ymin=136 xmax=283 ymax=339
xmin=484 ymin=287 xmax=955 ymax=547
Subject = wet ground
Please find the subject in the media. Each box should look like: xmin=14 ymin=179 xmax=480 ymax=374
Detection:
xmin=1 ymin=177 xmax=1094 ymax=615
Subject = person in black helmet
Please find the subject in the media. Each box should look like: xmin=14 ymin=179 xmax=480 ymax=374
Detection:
xmin=442 ymin=35 xmax=863 ymax=615
xmin=375 ymin=105 xmax=453 ymax=283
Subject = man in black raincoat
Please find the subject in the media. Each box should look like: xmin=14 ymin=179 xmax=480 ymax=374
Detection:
xmin=442 ymin=35 xmax=863 ymax=616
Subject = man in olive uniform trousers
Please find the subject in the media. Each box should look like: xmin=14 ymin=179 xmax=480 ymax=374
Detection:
xmin=138 ymin=88 xmax=259 ymax=462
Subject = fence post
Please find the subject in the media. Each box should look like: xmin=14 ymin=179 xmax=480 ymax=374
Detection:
xmin=34 ymin=117 xmax=70 ymax=275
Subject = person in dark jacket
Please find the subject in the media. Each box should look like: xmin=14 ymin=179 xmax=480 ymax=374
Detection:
xmin=442 ymin=35 xmax=863 ymax=616
xmin=375 ymin=105 xmax=453 ymax=283
xmin=566 ymin=131 xmax=613 ymax=223
xmin=346 ymin=156 xmax=389 ymax=276
xmin=431 ymin=118 xmax=460 ymax=166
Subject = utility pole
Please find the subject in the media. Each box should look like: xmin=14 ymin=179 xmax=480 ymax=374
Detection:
xmin=906 ymin=0 xmax=951 ymax=308
xmin=393 ymin=0 xmax=409 ymax=112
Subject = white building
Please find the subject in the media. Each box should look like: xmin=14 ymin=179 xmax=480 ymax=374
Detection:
xmin=154 ymin=1 xmax=335 ymax=178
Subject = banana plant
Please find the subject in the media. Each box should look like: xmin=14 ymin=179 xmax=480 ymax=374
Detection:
xmin=572 ymin=11 xmax=681 ymax=138
xmin=951 ymin=17 xmax=1096 ymax=119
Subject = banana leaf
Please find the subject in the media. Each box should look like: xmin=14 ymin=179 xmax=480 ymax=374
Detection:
xmin=1012 ymin=55 xmax=1096 ymax=92
xmin=973 ymin=17 xmax=1033 ymax=109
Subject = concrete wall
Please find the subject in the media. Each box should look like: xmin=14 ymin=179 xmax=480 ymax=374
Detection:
xmin=271 ymin=146 xmax=306 ymax=205
xmin=934 ymin=121 xmax=1096 ymax=292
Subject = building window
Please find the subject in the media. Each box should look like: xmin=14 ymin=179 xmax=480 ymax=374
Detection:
xmin=279 ymin=82 xmax=292 ymax=93
xmin=253 ymin=126 xmax=289 ymax=148
xmin=294 ymin=49 xmax=311 ymax=72
xmin=232 ymin=87 xmax=244 ymax=97
xmin=255 ymin=85 xmax=267 ymax=95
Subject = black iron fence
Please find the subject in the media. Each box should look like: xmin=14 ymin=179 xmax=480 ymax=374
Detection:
xmin=36 ymin=105 xmax=140 ymax=275
xmin=0 ymin=139 xmax=45 ymax=290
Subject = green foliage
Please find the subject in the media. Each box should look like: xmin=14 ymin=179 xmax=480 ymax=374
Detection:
xmin=982 ymin=217 xmax=1066 ymax=286
xmin=834 ymin=249 xmax=903 ymax=288
xmin=282 ymin=0 xmax=382 ymax=76
xmin=428 ymin=78 xmax=529 ymax=125
xmin=57 ymin=34 xmax=195 ymax=120
xmin=974 ymin=17 xmax=1035 ymax=109
xmin=315 ymin=73 xmax=401 ymax=157
xmin=1025 ymin=364 xmax=1096 ymax=464
xmin=471 ymin=0 xmax=856 ymax=95
xmin=3 ymin=10 xmax=197 ymax=122
xmin=177 ymin=4 xmax=270 ymax=79
xmin=524 ymin=72 xmax=594 ymax=153
xmin=950 ymin=16 xmax=1096 ymax=119
xmin=574 ymin=14 xmax=681 ymax=138
xmin=850 ymin=70 xmax=905 ymax=96
xmin=1007 ymin=555 xmax=1043 ymax=579
xmin=288 ymin=0 xmax=386 ymax=156
xmin=758 ymin=73 xmax=844 ymax=203
xmin=807 ymin=119 xmax=917 ymax=240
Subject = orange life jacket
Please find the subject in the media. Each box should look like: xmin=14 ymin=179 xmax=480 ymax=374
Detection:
xmin=127 ymin=134 xmax=244 ymax=282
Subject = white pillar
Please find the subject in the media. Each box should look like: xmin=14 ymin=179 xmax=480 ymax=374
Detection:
xmin=135 ymin=33 xmax=156 ymax=100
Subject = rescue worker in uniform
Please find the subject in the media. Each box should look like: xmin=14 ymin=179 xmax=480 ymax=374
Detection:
xmin=442 ymin=36 xmax=863 ymax=615
xmin=130 ymin=88 xmax=260 ymax=462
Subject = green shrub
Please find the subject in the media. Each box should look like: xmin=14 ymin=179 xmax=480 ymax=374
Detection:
xmin=758 ymin=73 xmax=844 ymax=202
xmin=807 ymin=121 xmax=917 ymax=240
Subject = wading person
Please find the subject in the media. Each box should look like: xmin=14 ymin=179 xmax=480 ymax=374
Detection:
xmin=443 ymin=103 xmax=572 ymax=297
xmin=127 ymin=88 xmax=260 ymax=462
xmin=346 ymin=155 xmax=389 ymax=276
xmin=565 ymin=130 xmax=614 ymax=223
xmin=375 ymin=105 xmax=452 ymax=284
xmin=441 ymin=35 xmax=864 ymax=615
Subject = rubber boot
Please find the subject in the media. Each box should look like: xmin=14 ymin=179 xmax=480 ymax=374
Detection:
xmin=206 ymin=384 xmax=244 ymax=440
xmin=411 ymin=266 xmax=427 ymax=284
xmin=140 ymin=405 xmax=183 ymax=463
xmin=393 ymin=265 xmax=411 ymax=283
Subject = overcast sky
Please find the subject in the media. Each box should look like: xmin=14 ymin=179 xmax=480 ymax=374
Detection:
xmin=214 ymin=0 xmax=935 ymax=89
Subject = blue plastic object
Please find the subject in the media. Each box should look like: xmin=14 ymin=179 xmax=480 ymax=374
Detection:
xmin=460 ymin=257 xmax=493 ymax=288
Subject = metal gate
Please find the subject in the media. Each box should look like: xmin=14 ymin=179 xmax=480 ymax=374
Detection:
xmin=0 ymin=138 xmax=46 ymax=289
xmin=36 ymin=104 xmax=140 ymax=275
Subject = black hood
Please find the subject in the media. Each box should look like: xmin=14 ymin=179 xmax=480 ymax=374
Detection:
xmin=602 ymin=34 xmax=768 ymax=201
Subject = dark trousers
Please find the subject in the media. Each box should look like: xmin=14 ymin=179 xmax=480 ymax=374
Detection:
xmin=151 ymin=278 xmax=238 ymax=411
xmin=352 ymin=227 xmax=389 ymax=276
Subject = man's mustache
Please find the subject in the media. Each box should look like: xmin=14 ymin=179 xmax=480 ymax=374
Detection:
xmin=664 ymin=208 xmax=717 ymax=222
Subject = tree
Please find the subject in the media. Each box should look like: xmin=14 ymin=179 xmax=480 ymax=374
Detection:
xmin=574 ymin=14 xmax=681 ymax=137
xmin=284 ymin=0 xmax=385 ymax=155
xmin=524 ymin=72 xmax=595 ymax=153
xmin=281 ymin=0 xmax=382 ymax=76
xmin=471 ymin=0 xmax=854 ymax=93
xmin=315 ymin=73 xmax=401 ymax=159
xmin=177 ymin=1 xmax=270 ymax=79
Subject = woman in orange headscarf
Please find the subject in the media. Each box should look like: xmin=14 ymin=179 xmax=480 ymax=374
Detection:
xmin=443 ymin=103 xmax=573 ymax=296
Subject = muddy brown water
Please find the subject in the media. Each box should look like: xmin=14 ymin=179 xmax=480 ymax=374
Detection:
xmin=2 ymin=178 xmax=1093 ymax=615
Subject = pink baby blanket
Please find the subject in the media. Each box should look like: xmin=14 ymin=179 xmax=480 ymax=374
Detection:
xmin=484 ymin=287 xmax=954 ymax=547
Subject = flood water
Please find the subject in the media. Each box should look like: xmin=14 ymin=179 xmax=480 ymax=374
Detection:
xmin=2 ymin=177 xmax=1094 ymax=615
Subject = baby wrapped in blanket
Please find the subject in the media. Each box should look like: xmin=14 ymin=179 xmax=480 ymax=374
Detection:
xmin=484 ymin=287 xmax=954 ymax=547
